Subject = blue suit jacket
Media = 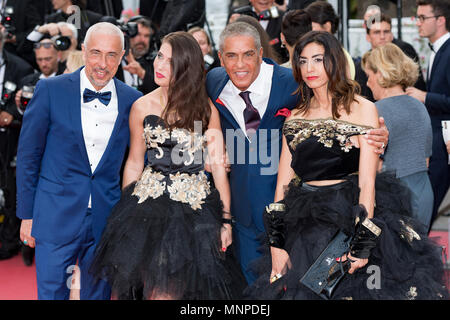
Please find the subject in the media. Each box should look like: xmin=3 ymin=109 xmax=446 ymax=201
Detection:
xmin=206 ymin=59 xmax=299 ymax=232
xmin=16 ymin=68 xmax=142 ymax=244
xmin=426 ymin=37 xmax=450 ymax=163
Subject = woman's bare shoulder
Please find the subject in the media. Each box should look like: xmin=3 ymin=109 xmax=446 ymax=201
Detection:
xmin=131 ymin=88 xmax=164 ymax=117
xmin=349 ymin=95 xmax=379 ymax=128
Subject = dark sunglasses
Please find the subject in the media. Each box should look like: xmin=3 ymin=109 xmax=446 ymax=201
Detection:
xmin=33 ymin=42 xmax=55 ymax=49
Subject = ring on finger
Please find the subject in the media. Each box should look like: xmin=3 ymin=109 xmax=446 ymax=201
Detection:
xmin=270 ymin=273 xmax=282 ymax=283
xmin=23 ymin=239 xmax=28 ymax=245
xmin=381 ymin=142 xmax=385 ymax=149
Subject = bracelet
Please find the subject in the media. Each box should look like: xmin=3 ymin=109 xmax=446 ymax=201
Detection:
xmin=222 ymin=217 xmax=234 ymax=225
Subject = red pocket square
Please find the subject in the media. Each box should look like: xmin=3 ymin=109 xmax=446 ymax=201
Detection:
xmin=275 ymin=108 xmax=291 ymax=117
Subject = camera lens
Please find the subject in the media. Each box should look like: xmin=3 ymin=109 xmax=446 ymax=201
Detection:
xmin=52 ymin=35 xmax=71 ymax=51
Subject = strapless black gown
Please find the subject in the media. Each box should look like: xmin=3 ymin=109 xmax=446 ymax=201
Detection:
xmin=90 ymin=115 xmax=245 ymax=300
xmin=245 ymin=118 xmax=449 ymax=300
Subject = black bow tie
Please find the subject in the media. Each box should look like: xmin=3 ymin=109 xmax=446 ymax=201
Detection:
xmin=83 ymin=88 xmax=112 ymax=106
xmin=428 ymin=42 xmax=435 ymax=52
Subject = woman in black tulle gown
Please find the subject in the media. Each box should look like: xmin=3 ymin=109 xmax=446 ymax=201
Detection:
xmin=90 ymin=31 xmax=245 ymax=300
xmin=245 ymin=31 xmax=449 ymax=300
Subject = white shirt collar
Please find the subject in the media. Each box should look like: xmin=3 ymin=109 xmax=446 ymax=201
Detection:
xmin=39 ymin=71 xmax=57 ymax=79
xmin=431 ymin=32 xmax=450 ymax=53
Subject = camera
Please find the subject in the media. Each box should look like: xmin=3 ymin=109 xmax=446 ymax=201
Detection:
xmin=0 ymin=81 xmax=17 ymax=110
xmin=232 ymin=5 xmax=279 ymax=20
xmin=99 ymin=16 xmax=138 ymax=56
xmin=1 ymin=6 xmax=16 ymax=40
xmin=51 ymin=33 xmax=72 ymax=51
xmin=19 ymin=85 xmax=35 ymax=113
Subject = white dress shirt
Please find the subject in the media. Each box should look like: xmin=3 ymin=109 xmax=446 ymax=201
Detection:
xmin=219 ymin=61 xmax=273 ymax=139
xmin=80 ymin=68 xmax=118 ymax=207
xmin=39 ymin=71 xmax=57 ymax=79
xmin=428 ymin=32 xmax=450 ymax=79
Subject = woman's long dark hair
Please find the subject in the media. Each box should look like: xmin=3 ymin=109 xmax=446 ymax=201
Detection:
xmin=160 ymin=31 xmax=211 ymax=132
xmin=292 ymin=31 xmax=360 ymax=119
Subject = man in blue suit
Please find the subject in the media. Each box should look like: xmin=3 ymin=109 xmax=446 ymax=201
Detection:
xmin=16 ymin=22 xmax=142 ymax=299
xmin=207 ymin=22 xmax=388 ymax=283
xmin=406 ymin=0 xmax=450 ymax=229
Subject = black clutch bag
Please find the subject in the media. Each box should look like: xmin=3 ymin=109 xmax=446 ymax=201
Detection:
xmin=299 ymin=230 xmax=352 ymax=300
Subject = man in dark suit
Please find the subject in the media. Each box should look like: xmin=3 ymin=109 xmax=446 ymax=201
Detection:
xmin=16 ymin=22 xmax=142 ymax=299
xmin=1 ymin=0 xmax=42 ymax=61
xmin=158 ymin=0 xmax=206 ymax=38
xmin=406 ymin=0 xmax=450 ymax=229
xmin=355 ymin=12 xmax=426 ymax=102
xmin=206 ymin=22 xmax=389 ymax=284
xmin=115 ymin=17 xmax=158 ymax=95
xmin=86 ymin=0 xmax=123 ymax=19
xmin=0 ymin=24 xmax=34 ymax=260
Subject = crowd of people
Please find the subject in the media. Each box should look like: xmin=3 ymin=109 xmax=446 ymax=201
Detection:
xmin=0 ymin=0 xmax=449 ymax=300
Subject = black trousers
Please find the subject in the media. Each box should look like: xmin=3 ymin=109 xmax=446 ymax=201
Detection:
xmin=0 ymin=128 xmax=21 ymax=252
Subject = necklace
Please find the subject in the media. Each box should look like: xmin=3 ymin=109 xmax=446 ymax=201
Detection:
xmin=159 ymin=94 xmax=166 ymax=109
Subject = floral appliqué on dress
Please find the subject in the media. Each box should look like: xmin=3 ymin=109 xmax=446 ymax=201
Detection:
xmin=283 ymin=118 xmax=372 ymax=152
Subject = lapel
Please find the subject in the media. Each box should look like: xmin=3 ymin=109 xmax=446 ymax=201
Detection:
xmin=67 ymin=69 xmax=91 ymax=171
xmin=428 ymin=38 xmax=450 ymax=89
xmin=93 ymin=78 xmax=127 ymax=175
xmin=259 ymin=59 xmax=283 ymax=129
xmin=212 ymin=72 xmax=242 ymax=130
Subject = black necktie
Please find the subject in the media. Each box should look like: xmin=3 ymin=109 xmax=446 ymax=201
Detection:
xmin=83 ymin=88 xmax=112 ymax=106
xmin=428 ymin=42 xmax=435 ymax=52
xmin=239 ymin=91 xmax=261 ymax=136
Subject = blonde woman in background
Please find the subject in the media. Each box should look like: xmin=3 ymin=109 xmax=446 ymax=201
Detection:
xmin=362 ymin=43 xmax=434 ymax=230
xmin=64 ymin=50 xmax=85 ymax=74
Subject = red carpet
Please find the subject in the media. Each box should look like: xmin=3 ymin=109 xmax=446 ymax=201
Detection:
xmin=0 ymin=253 xmax=37 ymax=300
xmin=0 ymin=232 xmax=448 ymax=300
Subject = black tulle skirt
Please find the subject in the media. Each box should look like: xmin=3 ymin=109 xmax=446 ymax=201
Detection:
xmin=90 ymin=182 xmax=246 ymax=300
xmin=245 ymin=172 xmax=449 ymax=300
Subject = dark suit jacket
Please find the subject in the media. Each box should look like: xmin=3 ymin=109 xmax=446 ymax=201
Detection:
xmin=426 ymin=37 xmax=450 ymax=164
xmin=4 ymin=0 xmax=42 ymax=63
xmin=158 ymin=0 xmax=206 ymax=38
xmin=206 ymin=59 xmax=299 ymax=231
xmin=265 ymin=11 xmax=289 ymax=63
xmin=1 ymin=50 xmax=35 ymax=120
xmin=86 ymin=0 xmax=123 ymax=19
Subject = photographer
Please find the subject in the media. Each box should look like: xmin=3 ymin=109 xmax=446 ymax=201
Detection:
xmin=115 ymin=17 xmax=158 ymax=94
xmin=229 ymin=0 xmax=289 ymax=63
xmin=25 ymin=21 xmax=78 ymax=75
xmin=44 ymin=0 xmax=102 ymax=48
xmin=1 ymin=0 xmax=42 ymax=61
xmin=15 ymin=38 xmax=59 ymax=114
xmin=0 ymin=24 xmax=34 ymax=261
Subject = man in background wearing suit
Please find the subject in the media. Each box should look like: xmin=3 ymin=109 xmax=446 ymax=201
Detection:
xmin=0 ymin=23 xmax=34 ymax=261
xmin=16 ymin=22 xmax=142 ymax=299
xmin=406 ymin=0 xmax=450 ymax=230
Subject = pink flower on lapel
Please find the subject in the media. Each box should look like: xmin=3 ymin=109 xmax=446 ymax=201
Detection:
xmin=275 ymin=108 xmax=291 ymax=117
